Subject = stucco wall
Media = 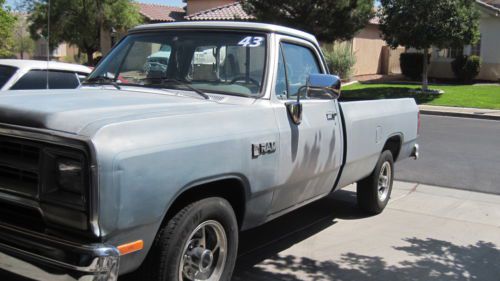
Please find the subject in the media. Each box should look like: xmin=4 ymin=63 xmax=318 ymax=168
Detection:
xmin=476 ymin=16 xmax=500 ymax=80
xmin=352 ymin=24 xmax=386 ymax=76
xmin=186 ymin=0 xmax=236 ymax=15
xmin=429 ymin=9 xmax=500 ymax=81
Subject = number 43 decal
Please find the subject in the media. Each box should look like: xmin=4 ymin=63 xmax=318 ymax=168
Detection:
xmin=238 ymin=36 xmax=264 ymax=47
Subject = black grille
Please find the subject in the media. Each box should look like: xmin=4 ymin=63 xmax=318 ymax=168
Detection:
xmin=0 ymin=138 xmax=41 ymax=198
xmin=0 ymin=200 xmax=45 ymax=232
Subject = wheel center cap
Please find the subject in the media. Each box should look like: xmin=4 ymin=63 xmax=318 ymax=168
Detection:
xmin=190 ymin=247 xmax=214 ymax=273
xmin=199 ymin=249 xmax=214 ymax=273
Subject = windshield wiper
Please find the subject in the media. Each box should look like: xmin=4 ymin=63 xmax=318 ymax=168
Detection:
xmin=141 ymin=78 xmax=209 ymax=100
xmin=84 ymin=76 xmax=121 ymax=90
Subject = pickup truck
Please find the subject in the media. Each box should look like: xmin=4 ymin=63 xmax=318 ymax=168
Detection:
xmin=0 ymin=22 xmax=419 ymax=281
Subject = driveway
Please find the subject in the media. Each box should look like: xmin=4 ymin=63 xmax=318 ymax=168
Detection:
xmin=233 ymin=181 xmax=500 ymax=281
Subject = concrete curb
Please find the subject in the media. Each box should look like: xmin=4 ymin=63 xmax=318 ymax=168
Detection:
xmin=419 ymin=105 xmax=500 ymax=121
xmin=342 ymin=80 xmax=359 ymax=87
xmin=420 ymin=109 xmax=500 ymax=121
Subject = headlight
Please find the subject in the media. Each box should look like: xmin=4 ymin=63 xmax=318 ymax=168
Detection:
xmin=41 ymin=149 xmax=89 ymax=231
xmin=57 ymin=157 xmax=84 ymax=194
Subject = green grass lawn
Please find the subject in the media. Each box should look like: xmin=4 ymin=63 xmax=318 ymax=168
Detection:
xmin=342 ymin=83 xmax=500 ymax=109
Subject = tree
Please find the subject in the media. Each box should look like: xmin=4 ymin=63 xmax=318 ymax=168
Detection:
xmin=379 ymin=0 xmax=480 ymax=90
xmin=0 ymin=0 xmax=16 ymax=58
xmin=242 ymin=0 xmax=374 ymax=42
xmin=26 ymin=0 xmax=142 ymax=65
xmin=12 ymin=13 xmax=36 ymax=59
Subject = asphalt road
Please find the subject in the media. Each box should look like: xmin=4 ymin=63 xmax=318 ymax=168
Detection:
xmin=395 ymin=115 xmax=500 ymax=194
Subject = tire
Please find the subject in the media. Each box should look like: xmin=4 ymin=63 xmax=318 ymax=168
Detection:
xmin=139 ymin=197 xmax=239 ymax=281
xmin=357 ymin=150 xmax=394 ymax=215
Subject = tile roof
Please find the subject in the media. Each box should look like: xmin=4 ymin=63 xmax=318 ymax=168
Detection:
xmin=137 ymin=3 xmax=185 ymax=22
xmin=185 ymin=2 xmax=254 ymax=21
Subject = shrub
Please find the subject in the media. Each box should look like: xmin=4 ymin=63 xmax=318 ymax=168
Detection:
xmin=452 ymin=55 xmax=481 ymax=83
xmin=322 ymin=44 xmax=356 ymax=80
xmin=400 ymin=52 xmax=430 ymax=80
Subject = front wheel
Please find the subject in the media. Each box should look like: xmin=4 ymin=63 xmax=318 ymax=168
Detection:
xmin=357 ymin=150 xmax=394 ymax=215
xmin=140 ymin=197 xmax=238 ymax=281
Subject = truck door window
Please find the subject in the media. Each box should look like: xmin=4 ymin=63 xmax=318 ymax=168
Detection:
xmin=280 ymin=43 xmax=321 ymax=99
xmin=275 ymin=49 xmax=288 ymax=99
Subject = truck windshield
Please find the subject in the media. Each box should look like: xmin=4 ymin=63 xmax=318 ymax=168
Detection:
xmin=0 ymin=65 xmax=17 ymax=89
xmin=88 ymin=31 xmax=267 ymax=97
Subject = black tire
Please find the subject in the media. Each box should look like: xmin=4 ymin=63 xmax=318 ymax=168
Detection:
xmin=139 ymin=197 xmax=238 ymax=281
xmin=357 ymin=150 xmax=394 ymax=215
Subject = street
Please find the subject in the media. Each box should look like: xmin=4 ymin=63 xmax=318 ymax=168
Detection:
xmin=396 ymin=115 xmax=500 ymax=194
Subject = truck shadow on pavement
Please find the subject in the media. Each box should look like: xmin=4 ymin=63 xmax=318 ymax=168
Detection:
xmin=233 ymin=191 xmax=500 ymax=281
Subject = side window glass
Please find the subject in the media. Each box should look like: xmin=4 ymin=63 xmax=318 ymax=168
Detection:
xmin=11 ymin=70 xmax=80 ymax=90
xmin=48 ymin=71 xmax=80 ymax=89
xmin=281 ymin=43 xmax=321 ymax=99
xmin=11 ymin=70 xmax=47 ymax=90
xmin=275 ymin=48 xmax=288 ymax=99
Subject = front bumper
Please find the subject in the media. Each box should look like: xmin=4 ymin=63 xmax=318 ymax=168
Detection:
xmin=0 ymin=223 xmax=119 ymax=281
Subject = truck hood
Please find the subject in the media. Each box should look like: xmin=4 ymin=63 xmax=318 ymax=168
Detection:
xmin=0 ymin=88 xmax=233 ymax=136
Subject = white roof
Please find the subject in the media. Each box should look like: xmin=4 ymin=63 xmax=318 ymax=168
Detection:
xmin=0 ymin=59 xmax=92 ymax=74
xmin=130 ymin=21 xmax=319 ymax=44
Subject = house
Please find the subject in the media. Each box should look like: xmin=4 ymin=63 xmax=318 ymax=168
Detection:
xmin=428 ymin=0 xmax=500 ymax=81
xmin=347 ymin=17 xmax=404 ymax=77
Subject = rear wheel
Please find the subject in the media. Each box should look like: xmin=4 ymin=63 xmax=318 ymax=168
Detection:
xmin=357 ymin=150 xmax=394 ymax=215
xmin=140 ymin=197 xmax=238 ymax=281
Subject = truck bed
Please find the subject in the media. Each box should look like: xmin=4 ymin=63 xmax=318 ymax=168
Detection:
xmin=335 ymin=98 xmax=419 ymax=189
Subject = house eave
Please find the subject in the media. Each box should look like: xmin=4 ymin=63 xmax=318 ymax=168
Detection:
xmin=476 ymin=0 xmax=500 ymax=17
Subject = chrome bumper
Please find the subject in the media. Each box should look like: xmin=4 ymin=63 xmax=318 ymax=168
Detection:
xmin=0 ymin=223 xmax=119 ymax=281
xmin=410 ymin=143 xmax=419 ymax=160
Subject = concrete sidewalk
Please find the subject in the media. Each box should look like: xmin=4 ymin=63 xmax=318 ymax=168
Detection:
xmin=419 ymin=105 xmax=500 ymax=120
xmin=233 ymin=181 xmax=500 ymax=281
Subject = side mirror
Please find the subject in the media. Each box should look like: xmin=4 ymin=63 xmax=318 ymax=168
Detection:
xmin=286 ymin=101 xmax=303 ymax=125
xmin=306 ymin=74 xmax=341 ymax=99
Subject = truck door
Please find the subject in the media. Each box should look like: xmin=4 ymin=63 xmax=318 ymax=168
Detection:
xmin=270 ymin=39 xmax=343 ymax=214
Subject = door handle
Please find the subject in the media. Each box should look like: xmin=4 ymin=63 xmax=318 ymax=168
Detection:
xmin=326 ymin=113 xmax=337 ymax=120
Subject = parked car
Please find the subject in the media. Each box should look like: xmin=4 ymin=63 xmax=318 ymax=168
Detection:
xmin=0 ymin=59 xmax=92 ymax=91
xmin=0 ymin=22 xmax=419 ymax=281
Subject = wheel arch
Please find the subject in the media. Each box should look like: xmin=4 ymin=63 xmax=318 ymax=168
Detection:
xmin=383 ymin=133 xmax=403 ymax=161
xmin=162 ymin=174 xmax=250 ymax=231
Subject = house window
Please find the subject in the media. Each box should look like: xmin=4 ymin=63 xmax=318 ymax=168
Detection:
xmin=471 ymin=36 xmax=481 ymax=56
xmin=437 ymin=47 xmax=463 ymax=59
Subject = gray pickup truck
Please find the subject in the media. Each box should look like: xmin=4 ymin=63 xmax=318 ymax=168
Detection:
xmin=0 ymin=22 xmax=419 ymax=281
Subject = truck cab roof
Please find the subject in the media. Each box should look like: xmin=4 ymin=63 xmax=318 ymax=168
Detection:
xmin=129 ymin=21 xmax=318 ymax=45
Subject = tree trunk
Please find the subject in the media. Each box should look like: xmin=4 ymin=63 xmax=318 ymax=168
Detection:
xmin=422 ymin=48 xmax=429 ymax=91
xmin=86 ymin=50 xmax=94 ymax=66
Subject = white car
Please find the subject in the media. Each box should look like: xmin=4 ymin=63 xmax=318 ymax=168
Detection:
xmin=0 ymin=59 xmax=92 ymax=91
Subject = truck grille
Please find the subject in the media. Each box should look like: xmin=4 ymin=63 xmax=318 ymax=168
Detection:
xmin=0 ymin=138 xmax=41 ymax=198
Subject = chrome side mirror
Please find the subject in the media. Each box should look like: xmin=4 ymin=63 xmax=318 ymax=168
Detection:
xmin=306 ymin=74 xmax=341 ymax=99
xmin=286 ymin=101 xmax=303 ymax=125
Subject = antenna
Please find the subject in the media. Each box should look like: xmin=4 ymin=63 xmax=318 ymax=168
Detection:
xmin=46 ymin=0 xmax=50 ymax=90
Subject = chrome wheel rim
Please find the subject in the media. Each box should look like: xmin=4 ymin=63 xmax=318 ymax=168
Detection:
xmin=378 ymin=162 xmax=392 ymax=202
xmin=179 ymin=220 xmax=227 ymax=281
